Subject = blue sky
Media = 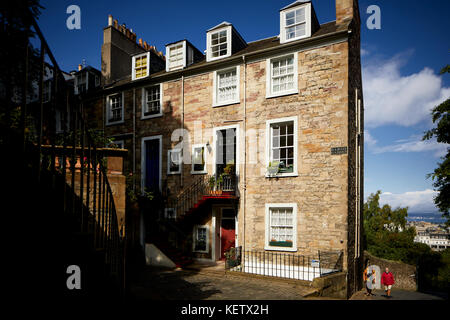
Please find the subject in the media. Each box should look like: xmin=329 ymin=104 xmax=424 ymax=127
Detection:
xmin=36 ymin=0 xmax=450 ymax=214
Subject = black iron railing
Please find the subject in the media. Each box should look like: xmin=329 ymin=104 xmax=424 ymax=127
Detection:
xmin=225 ymin=247 xmax=343 ymax=281
xmin=16 ymin=14 xmax=125 ymax=293
xmin=167 ymin=174 xmax=237 ymax=219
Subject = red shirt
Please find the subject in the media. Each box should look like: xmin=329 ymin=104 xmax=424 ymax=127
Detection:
xmin=381 ymin=272 xmax=395 ymax=285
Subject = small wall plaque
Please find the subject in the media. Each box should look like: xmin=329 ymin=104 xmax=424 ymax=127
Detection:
xmin=331 ymin=147 xmax=348 ymax=155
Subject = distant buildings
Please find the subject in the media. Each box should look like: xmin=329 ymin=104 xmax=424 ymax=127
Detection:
xmin=409 ymin=221 xmax=450 ymax=251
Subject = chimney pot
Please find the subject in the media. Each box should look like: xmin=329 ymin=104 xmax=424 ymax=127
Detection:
xmin=138 ymin=38 xmax=143 ymax=46
xmin=108 ymin=14 xmax=113 ymax=26
xmin=113 ymin=19 xmax=118 ymax=28
xmin=78 ymin=64 xmax=82 ymax=71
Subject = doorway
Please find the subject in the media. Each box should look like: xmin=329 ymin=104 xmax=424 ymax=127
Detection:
xmin=220 ymin=208 xmax=236 ymax=260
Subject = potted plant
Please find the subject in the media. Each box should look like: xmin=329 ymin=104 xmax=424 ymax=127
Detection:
xmin=267 ymin=161 xmax=280 ymax=175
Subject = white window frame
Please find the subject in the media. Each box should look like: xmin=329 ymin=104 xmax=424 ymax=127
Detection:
xmin=164 ymin=208 xmax=177 ymax=220
xmin=265 ymin=203 xmax=297 ymax=252
xmin=166 ymin=41 xmax=186 ymax=72
xmin=212 ymin=124 xmax=240 ymax=177
xmin=191 ymin=144 xmax=207 ymax=174
xmin=141 ymin=84 xmax=163 ymax=119
xmin=213 ymin=66 xmax=240 ymax=107
xmin=265 ymin=116 xmax=298 ymax=177
xmin=106 ymin=92 xmax=124 ymax=125
xmin=280 ymin=3 xmax=312 ymax=44
xmin=167 ymin=149 xmax=182 ymax=175
xmin=74 ymin=72 xmax=88 ymax=95
xmin=193 ymin=224 xmax=210 ymax=253
xmin=132 ymin=52 xmax=150 ymax=81
xmin=107 ymin=139 xmax=124 ymax=149
xmin=43 ymin=80 xmax=51 ymax=103
xmin=266 ymin=53 xmax=298 ymax=98
xmin=206 ymin=26 xmax=232 ymax=62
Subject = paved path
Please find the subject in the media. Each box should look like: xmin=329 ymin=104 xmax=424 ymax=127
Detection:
xmin=128 ymin=267 xmax=316 ymax=300
xmin=350 ymin=289 xmax=445 ymax=300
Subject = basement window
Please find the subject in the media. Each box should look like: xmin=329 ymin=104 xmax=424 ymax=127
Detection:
xmin=106 ymin=92 xmax=124 ymax=125
xmin=142 ymin=84 xmax=162 ymax=119
xmin=164 ymin=208 xmax=176 ymax=220
xmin=132 ymin=52 xmax=150 ymax=80
xmin=265 ymin=203 xmax=297 ymax=252
xmin=193 ymin=225 xmax=209 ymax=253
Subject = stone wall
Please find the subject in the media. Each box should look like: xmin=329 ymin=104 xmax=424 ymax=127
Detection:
xmin=364 ymin=251 xmax=417 ymax=291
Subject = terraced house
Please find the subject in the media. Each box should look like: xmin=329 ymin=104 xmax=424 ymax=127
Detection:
xmin=83 ymin=0 xmax=364 ymax=298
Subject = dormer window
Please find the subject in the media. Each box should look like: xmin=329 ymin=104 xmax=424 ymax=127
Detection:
xmin=167 ymin=43 xmax=184 ymax=71
xmin=206 ymin=22 xmax=246 ymax=62
xmin=211 ymin=30 xmax=228 ymax=58
xmin=285 ymin=7 xmax=306 ymax=40
xmin=280 ymin=1 xmax=319 ymax=44
xmin=165 ymin=40 xmax=203 ymax=72
xmin=207 ymin=26 xmax=231 ymax=62
xmin=132 ymin=52 xmax=150 ymax=80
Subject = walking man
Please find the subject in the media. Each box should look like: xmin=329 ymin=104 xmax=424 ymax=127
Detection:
xmin=381 ymin=267 xmax=395 ymax=298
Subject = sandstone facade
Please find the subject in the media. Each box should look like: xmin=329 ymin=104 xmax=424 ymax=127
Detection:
xmin=83 ymin=0 xmax=364 ymax=298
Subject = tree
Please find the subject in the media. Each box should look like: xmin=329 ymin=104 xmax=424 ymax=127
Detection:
xmin=423 ymin=65 xmax=450 ymax=227
xmin=0 ymin=1 xmax=42 ymax=136
xmin=363 ymin=191 xmax=426 ymax=265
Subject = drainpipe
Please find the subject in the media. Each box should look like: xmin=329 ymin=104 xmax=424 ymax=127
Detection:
xmin=181 ymin=74 xmax=185 ymax=189
xmin=133 ymin=88 xmax=136 ymax=191
xmin=242 ymin=55 xmax=247 ymax=252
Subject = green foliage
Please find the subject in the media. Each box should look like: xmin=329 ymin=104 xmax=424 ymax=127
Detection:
xmin=364 ymin=191 xmax=450 ymax=292
xmin=423 ymin=65 xmax=450 ymax=227
xmin=364 ymin=191 xmax=420 ymax=265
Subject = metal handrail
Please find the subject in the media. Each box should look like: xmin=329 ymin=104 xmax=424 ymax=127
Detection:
xmin=167 ymin=173 xmax=237 ymax=219
xmin=19 ymin=13 xmax=125 ymax=293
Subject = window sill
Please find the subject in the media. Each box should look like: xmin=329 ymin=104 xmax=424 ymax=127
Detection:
xmin=213 ymin=100 xmax=240 ymax=108
xmin=266 ymin=89 xmax=298 ymax=99
xmin=191 ymin=171 xmax=208 ymax=175
xmin=106 ymin=120 xmax=125 ymax=126
xmin=264 ymin=245 xmax=297 ymax=252
xmin=207 ymin=53 xmax=232 ymax=62
xmin=141 ymin=113 xmax=163 ymax=120
xmin=280 ymin=34 xmax=310 ymax=44
xmin=193 ymin=249 xmax=209 ymax=254
xmin=265 ymin=172 xmax=298 ymax=178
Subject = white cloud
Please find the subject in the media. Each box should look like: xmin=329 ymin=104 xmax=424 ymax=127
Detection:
xmin=364 ymin=130 xmax=377 ymax=147
xmin=364 ymin=131 xmax=449 ymax=157
xmin=378 ymin=189 xmax=438 ymax=213
xmin=363 ymin=53 xmax=450 ymax=128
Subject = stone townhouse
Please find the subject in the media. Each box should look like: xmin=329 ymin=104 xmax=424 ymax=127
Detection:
xmin=82 ymin=0 xmax=364 ymax=297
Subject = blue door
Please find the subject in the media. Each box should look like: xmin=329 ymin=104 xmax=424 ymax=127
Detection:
xmin=145 ymin=138 xmax=160 ymax=193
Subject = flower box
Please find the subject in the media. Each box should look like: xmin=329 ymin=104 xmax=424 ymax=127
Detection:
xmin=269 ymin=240 xmax=293 ymax=247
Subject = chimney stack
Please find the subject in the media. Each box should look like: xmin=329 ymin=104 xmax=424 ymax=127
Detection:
xmin=335 ymin=0 xmax=359 ymax=25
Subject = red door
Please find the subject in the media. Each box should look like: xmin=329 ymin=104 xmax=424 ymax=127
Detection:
xmin=220 ymin=218 xmax=235 ymax=260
